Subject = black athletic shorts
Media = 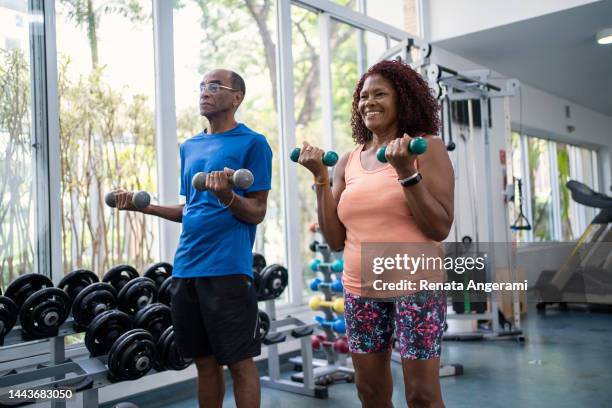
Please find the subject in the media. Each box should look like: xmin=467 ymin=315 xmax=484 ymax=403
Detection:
xmin=170 ymin=274 xmax=261 ymax=365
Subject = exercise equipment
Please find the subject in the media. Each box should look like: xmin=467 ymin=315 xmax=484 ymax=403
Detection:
xmin=4 ymin=273 xmax=54 ymax=308
xmin=154 ymin=326 xmax=192 ymax=371
xmin=117 ymin=277 xmax=157 ymax=315
xmin=0 ymin=296 xmax=18 ymax=345
xmin=103 ymin=264 xmax=139 ymax=292
xmin=256 ymin=309 xmax=271 ymax=342
xmin=134 ymin=303 xmax=171 ymax=342
xmin=309 ymin=278 xmax=343 ymax=293
xmin=314 ymin=316 xmax=345 ymax=334
xmin=309 ymin=258 xmax=343 ymax=273
xmin=143 ymin=262 xmax=173 ymax=288
xmin=257 ymin=264 xmax=288 ymax=301
xmin=510 ymin=178 xmax=532 ymax=231
xmin=85 ymin=309 xmax=133 ymax=357
xmin=290 ymin=148 xmax=339 ymax=167
xmin=310 ymin=335 xmax=349 ymax=354
xmin=18 ymin=288 xmax=71 ymax=340
xmin=191 ymin=168 xmax=254 ymax=191
xmin=309 ymin=297 xmax=344 ymax=314
xmin=105 ymin=190 xmax=151 ymax=210
xmin=252 ymin=252 xmax=267 ymax=294
xmin=376 ymin=136 xmax=428 ymax=163
xmin=107 ymin=329 xmax=155 ymax=382
xmin=71 ymin=282 xmax=117 ymax=330
xmin=157 ymin=277 xmax=172 ymax=307
xmin=536 ymin=180 xmax=612 ymax=310
xmin=58 ymin=269 xmax=99 ymax=303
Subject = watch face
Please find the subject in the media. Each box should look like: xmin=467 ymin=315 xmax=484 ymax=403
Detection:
xmin=401 ymin=173 xmax=422 ymax=186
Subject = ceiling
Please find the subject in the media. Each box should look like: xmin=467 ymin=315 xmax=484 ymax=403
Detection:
xmin=433 ymin=0 xmax=612 ymax=116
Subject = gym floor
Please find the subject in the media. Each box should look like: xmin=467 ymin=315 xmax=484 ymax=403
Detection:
xmin=105 ymin=301 xmax=612 ymax=408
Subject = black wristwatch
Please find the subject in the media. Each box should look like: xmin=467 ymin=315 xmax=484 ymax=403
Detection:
xmin=399 ymin=172 xmax=422 ymax=187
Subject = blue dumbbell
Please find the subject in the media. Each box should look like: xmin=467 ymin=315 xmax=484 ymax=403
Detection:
xmin=315 ymin=316 xmax=346 ymax=334
xmin=310 ymin=278 xmax=322 ymax=292
xmin=310 ymin=278 xmax=343 ymax=293
xmin=331 ymin=279 xmax=343 ymax=293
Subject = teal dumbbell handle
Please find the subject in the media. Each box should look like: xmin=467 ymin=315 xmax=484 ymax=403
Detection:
xmin=377 ymin=137 xmax=428 ymax=163
xmin=290 ymin=148 xmax=339 ymax=167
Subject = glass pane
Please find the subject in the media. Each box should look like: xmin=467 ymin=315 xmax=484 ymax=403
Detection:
xmin=331 ymin=20 xmax=359 ymax=155
xmin=366 ymin=0 xmax=419 ymax=35
xmin=55 ymin=1 xmax=159 ymax=276
xmin=527 ymin=137 xmax=553 ymax=242
xmin=556 ymin=143 xmax=574 ymax=240
xmin=174 ymin=0 xmax=285 ymax=299
xmin=0 ymin=2 xmax=37 ymax=287
xmin=330 ymin=0 xmax=358 ymax=10
xmin=510 ymin=132 xmax=529 ymax=242
xmin=292 ymin=6 xmax=322 ymax=298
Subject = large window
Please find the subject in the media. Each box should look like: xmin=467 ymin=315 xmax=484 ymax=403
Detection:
xmin=173 ymin=0 xmax=285 ymax=292
xmin=1 ymin=2 xmax=35 ymax=285
xmin=511 ymin=132 xmax=599 ymax=242
xmin=0 ymin=1 xmax=47 ymax=287
xmin=55 ymin=0 xmax=158 ymax=276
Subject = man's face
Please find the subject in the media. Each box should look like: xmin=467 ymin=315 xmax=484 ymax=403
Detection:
xmin=199 ymin=70 xmax=240 ymax=118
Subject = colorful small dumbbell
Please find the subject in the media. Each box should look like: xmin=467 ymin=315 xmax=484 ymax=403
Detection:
xmin=315 ymin=316 xmax=346 ymax=334
xmin=309 ymin=258 xmax=343 ymax=272
xmin=309 ymin=296 xmax=344 ymax=313
xmin=309 ymin=278 xmax=343 ymax=293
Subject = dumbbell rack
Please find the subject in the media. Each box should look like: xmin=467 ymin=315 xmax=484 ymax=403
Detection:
xmin=0 ymin=319 xmax=124 ymax=407
xmin=290 ymin=237 xmax=354 ymax=385
xmin=258 ymin=299 xmax=328 ymax=398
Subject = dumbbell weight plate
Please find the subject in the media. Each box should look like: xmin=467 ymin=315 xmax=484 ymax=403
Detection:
xmin=117 ymin=277 xmax=157 ymax=315
xmin=85 ymin=309 xmax=132 ymax=357
xmin=5 ymin=274 xmax=54 ymax=308
xmin=72 ymin=283 xmax=117 ymax=330
xmin=134 ymin=303 xmax=171 ymax=342
xmin=158 ymin=277 xmax=172 ymax=307
xmin=258 ymin=264 xmax=288 ymax=301
xmin=143 ymin=262 xmax=173 ymax=288
xmin=19 ymin=288 xmax=71 ymax=339
xmin=107 ymin=329 xmax=156 ymax=382
xmin=252 ymin=253 xmax=267 ymax=275
xmin=256 ymin=310 xmax=270 ymax=342
xmin=58 ymin=269 xmax=99 ymax=303
xmin=155 ymin=326 xmax=192 ymax=371
xmin=103 ymin=264 xmax=139 ymax=292
xmin=0 ymin=296 xmax=18 ymax=344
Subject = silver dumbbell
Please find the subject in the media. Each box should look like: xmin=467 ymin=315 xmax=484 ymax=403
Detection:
xmin=105 ymin=190 xmax=151 ymax=210
xmin=191 ymin=169 xmax=254 ymax=191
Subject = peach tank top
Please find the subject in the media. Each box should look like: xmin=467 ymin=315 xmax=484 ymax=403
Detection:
xmin=337 ymin=144 xmax=440 ymax=296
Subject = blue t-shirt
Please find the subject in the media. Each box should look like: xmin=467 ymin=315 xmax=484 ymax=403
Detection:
xmin=173 ymin=123 xmax=272 ymax=278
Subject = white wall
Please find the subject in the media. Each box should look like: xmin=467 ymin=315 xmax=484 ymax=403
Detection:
xmin=425 ymin=0 xmax=599 ymax=41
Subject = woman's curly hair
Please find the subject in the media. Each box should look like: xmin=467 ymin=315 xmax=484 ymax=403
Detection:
xmin=351 ymin=60 xmax=440 ymax=145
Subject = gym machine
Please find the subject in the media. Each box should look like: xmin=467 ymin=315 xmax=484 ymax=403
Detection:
xmin=378 ymin=40 xmax=525 ymax=342
xmin=536 ymin=180 xmax=612 ymax=309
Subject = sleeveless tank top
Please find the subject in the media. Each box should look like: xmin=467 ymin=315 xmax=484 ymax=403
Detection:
xmin=337 ymin=144 xmax=442 ymax=296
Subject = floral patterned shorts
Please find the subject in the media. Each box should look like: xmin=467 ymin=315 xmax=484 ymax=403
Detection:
xmin=344 ymin=290 xmax=446 ymax=360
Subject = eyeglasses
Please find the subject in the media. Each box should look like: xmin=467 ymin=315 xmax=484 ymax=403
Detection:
xmin=199 ymin=82 xmax=239 ymax=94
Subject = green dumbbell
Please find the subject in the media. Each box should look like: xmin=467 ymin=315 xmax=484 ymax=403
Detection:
xmin=192 ymin=168 xmax=254 ymax=191
xmin=377 ymin=137 xmax=428 ymax=163
xmin=290 ymin=148 xmax=339 ymax=167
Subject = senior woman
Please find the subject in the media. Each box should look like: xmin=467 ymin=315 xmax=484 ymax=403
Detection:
xmin=297 ymin=60 xmax=454 ymax=408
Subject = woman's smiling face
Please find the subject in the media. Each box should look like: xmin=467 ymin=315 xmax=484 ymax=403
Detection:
xmin=358 ymin=74 xmax=398 ymax=133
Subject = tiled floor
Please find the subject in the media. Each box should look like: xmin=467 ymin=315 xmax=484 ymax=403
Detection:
xmin=107 ymin=304 xmax=612 ymax=407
